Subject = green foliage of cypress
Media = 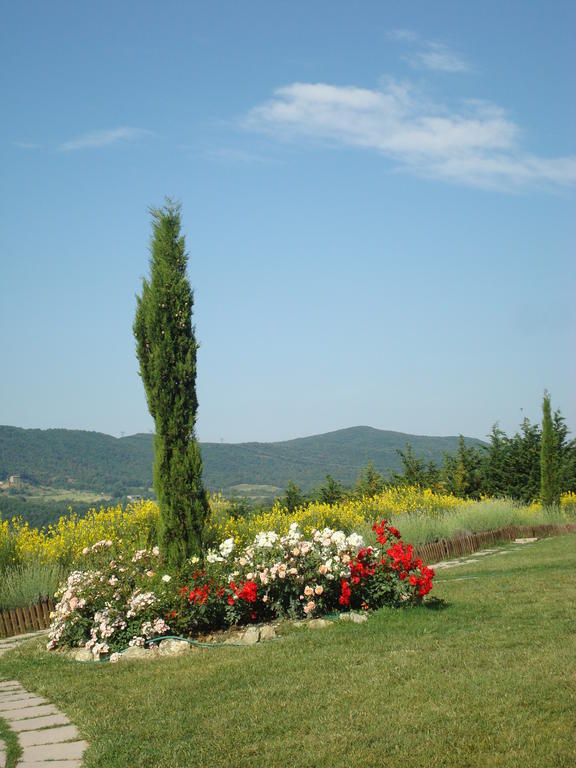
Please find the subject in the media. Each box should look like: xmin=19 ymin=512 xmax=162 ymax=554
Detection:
xmin=481 ymin=424 xmax=509 ymax=498
xmin=133 ymin=201 xmax=209 ymax=566
xmin=540 ymin=390 xmax=560 ymax=507
xmin=283 ymin=481 xmax=305 ymax=512
xmin=441 ymin=436 xmax=483 ymax=499
xmin=393 ymin=445 xmax=439 ymax=489
xmin=357 ymin=461 xmax=385 ymax=497
xmin=318 ymin=474 xmax=344 ymax=505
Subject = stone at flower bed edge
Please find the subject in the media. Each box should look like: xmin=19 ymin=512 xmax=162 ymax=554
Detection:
xmin=68 ymin=623 xmax=280 ymax=661
xmin=67 ymin=611 xmax=374 ymax=661
xmin=339 ymin=611 xmax=368 ymax=623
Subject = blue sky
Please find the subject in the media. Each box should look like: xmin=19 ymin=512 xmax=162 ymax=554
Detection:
xmin=1 ymin=0 xmax=574 ymax=443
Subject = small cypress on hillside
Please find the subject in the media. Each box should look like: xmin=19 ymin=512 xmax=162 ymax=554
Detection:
xmin=134 ymin=201 xmax=209 ymax=566
xmin=540 ymin=390 xmax=560 ymax=507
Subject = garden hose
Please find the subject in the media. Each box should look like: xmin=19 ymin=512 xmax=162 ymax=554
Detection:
xmin=76 ymin=632 xmax=275 ymax=663
xmin=75 ymin=615 xmax=344 ymax=663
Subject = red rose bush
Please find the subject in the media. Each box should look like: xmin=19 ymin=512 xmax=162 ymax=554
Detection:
xmin=47 ymin=520 xmax=434 ymax=658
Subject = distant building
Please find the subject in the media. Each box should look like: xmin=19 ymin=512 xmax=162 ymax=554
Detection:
xmin=8 ymin=475 xmax=21 ymax=487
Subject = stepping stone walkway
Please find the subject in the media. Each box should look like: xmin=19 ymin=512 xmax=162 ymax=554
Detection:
xmin=0 ymin=633 xmax=88 ymax=767
xmin=0 ymin=632 xmax=48 ymax=660
xmin=429 ymin=537 xmax=539 ymax=572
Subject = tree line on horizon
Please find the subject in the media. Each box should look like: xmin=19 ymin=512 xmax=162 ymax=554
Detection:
xmin=280 ymin=392 xmax=576 ymax=511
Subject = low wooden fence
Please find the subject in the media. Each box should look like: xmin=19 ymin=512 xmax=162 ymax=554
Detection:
xmin=414 ymin=522 xmax=576 ymax=565
xmin=0 ymin=599 xmax=54 ymax=639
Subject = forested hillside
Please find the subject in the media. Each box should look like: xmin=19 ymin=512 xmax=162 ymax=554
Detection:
xmin=0 ymin=425 xmax=483 ymax=495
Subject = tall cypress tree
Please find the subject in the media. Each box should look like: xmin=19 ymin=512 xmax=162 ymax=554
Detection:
xmin=134 ymin=201 xmax=209 ymax=566
xmin=540 ymin=390 xmax=560 ymax=507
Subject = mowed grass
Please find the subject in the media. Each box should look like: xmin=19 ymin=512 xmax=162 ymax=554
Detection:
xmin=1 ymin=535 xmax=575 ymax=768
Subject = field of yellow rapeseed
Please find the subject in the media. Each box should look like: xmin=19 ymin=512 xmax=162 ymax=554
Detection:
xmin=0 ymin=500 xmax=159 ymax=568
xmin=207 ymin=486 xmax=475 ymax=546
xmin=1 ymin=488 xmax=575 ymax=569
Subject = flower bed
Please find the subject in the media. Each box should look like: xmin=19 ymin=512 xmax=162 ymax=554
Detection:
xmin=47 ymin=521 xmax=434 ymax=660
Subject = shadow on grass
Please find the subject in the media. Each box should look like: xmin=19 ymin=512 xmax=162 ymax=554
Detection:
xmin=423 ymin=597 xmax=450 ymax=611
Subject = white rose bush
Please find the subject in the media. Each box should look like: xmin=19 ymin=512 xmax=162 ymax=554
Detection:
xmin=47 ymin=520 xmax=434 ymax=658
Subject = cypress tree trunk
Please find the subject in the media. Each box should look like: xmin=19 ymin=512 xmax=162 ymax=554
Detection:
xmin=133 ymin=201 xmax=209 ymax=565
xmin=540 ymin=390 xmax=560 ymax=508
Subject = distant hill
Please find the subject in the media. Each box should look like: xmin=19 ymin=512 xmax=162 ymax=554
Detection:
xmin=0 ymin=424 xmax=485 ymax=496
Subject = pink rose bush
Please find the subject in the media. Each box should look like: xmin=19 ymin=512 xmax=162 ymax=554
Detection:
xmin=47 ymin=520 xmax=434 ymax=657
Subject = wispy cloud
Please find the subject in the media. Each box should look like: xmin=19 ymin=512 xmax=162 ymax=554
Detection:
xmin=59 ymin=126 xmax=151 ymax=151
xmin=406 ymin=42 xmax=469 ymax=73
xmin=13 ymin=141 xmax=40 ymax=150
xmin=205 ymin=147 xmax=278 ymax=165
xmin=386 ymin=29 xmax=419 ymax=42
xmin=387 ymin=30 xmax=470 ymax=73
xmin=244 ymin=80 xmax=576 ymax=190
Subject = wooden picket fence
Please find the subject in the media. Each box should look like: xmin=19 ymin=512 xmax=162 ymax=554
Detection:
xmin=414 ymin=522 xmax=576 ymax=564
xmin=0 ymin=599 xmax=54 ymax=639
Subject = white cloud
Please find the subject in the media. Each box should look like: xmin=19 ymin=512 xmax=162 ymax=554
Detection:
xmin=59 ymin=127 xmax=151 ymax=151
xmin=406 ymin=42 xmax=469 ymax=73
xmin=205 ymin=147 xmax=278 ymax=165
xmin=13 ymin=141 xmax=40 ymax=150
xmin=387 ymin=30 xmax=470 ymax=74
xmin=244 ymin=80 xmax=576 ymax=190
xmin=386 ymin=29 xmax=419 ymax=42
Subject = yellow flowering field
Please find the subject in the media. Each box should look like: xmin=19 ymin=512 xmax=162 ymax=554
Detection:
xmin=1 ymin=500 xmax=159 ymax=568
xmin=208 ymin=486 xmax=474 ymax=545
xmin=1 ymin=488 xmax=575 ymax=568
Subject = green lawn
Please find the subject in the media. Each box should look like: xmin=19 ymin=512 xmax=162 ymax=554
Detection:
xmin=1 ymin=535 xmax=575 ymax=768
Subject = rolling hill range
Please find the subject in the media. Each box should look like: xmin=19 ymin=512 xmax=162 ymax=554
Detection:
xmin=0 ymin=425 xmax=485 ymax=496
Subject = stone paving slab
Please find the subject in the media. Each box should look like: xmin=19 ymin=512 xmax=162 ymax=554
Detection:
xmin=18 ymin=724 xmax=80 ymax=748
xmin=3 ymin=704 xmax=59 ymax=722
xmin=0 ymin=697 xmax=47 ymax=712
xmin=20 ymin=740 xmax=88 ymax=762
xmin=0 ymin=630 xmax=47 ymax=645
xmin=1 ymin=666 xmax=87 ymax=766
xmin=0 ymin=691 xmax=35 ymax=703
xmin=9 ymin=713 xmax=70 ymax=732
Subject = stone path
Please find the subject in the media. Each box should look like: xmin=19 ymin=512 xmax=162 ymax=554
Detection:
xmin=429 ymin=537 xmax=539 ymax=574
xmin=0 ymin=633 xmax=88 ymax=767
xmin=0 ymin=632 xmax=48 ymax=660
